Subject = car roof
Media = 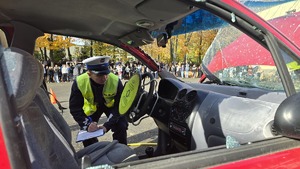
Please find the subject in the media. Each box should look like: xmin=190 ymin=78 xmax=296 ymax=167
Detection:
xmin=0 ymin=0 xmax=197 ymax=47
xmin=1 ymin=0 xmax=299 ymax=65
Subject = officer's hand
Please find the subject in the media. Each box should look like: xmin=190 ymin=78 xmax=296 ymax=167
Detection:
xmin=98 ymin=126 xmax=107 ymax=133
xmin=88 ymin=122 xmax=98 ymax=132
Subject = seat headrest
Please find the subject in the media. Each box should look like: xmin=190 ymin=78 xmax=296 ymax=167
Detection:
xmin=1 ymin=47 xmax=43 ymax=111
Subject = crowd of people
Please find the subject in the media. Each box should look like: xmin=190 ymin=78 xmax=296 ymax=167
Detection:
xmin=42 ymin=60 xmax=203 ymax=83
xmin=165 ymin=62 xmax=203 ymax=79
xmin=42 ymin=62 xmax=85 ymax=83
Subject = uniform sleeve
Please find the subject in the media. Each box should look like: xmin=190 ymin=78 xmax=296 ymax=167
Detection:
xmin=69 ymin=80 xmax=91 ymax=130
xmin=103 ymin=79 xmax=124 ymax=131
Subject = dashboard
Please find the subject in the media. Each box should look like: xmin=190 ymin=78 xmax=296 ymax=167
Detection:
xmin=152 ymin=78 xmax=199 ymax=151
xmin=149 ymin=78 xmax=279 ymax=153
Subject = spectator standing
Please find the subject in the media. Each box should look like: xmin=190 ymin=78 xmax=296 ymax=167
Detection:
xmin=185 ymin=62 xmax=190 ymax=78
xmin=176 ymin=63 xmax=180 ymax=77
xmin=198 ymin=64 xmax=203 ymax=78
xmin=73 ymin=62 xmax=80 ymax=81
xmin=61 ymin=64 xmax=69 ymax=82
xmin=181 ymin=63 xmax=185 ymax=78
xmin=192 ymin=64 xmax=197 ymax=78
xmin=48 ymin=66 xmax=54 ymax=83
xmin=136 ymin=63 xmax=142 ymax=73
xmin=171 ymin=63 xmax=176 ymax=76
xmin=53 ymin=65 xmax=60 ymax=83
xmin=43 ymin=64 xmax=48 ymax=82
xmin=116 ymin=64 xmax=123 ymax=79
xmin=124 ymin=63 xmax=130 ymax=79
xmin=68 ymin=63 xmax=74 ymax=82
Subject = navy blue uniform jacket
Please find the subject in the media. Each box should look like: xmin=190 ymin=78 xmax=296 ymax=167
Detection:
xmin=69 ymin=78 xmax=124 ymax=131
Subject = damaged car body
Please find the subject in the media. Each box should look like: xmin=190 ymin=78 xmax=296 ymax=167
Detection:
xmin=1 ymin=0 xmax=300 ymax=168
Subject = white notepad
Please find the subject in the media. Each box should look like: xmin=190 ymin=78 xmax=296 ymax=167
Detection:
xmin=76 ymin=129 xmax=104 ymax=142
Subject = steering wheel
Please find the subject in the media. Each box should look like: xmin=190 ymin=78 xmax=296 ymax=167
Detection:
xmin=119 ymin=72 xmax=155 ymax=123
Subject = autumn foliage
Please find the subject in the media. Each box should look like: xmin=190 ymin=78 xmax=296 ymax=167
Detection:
xmin=36 ymin=34 xmax=74 ymax=50
xmin=35 ymin=30 xmax=217 ymax=65
xmin=141 ymin=30 xmax=217 ymax=64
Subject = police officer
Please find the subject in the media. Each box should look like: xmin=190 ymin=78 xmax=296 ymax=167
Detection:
xmin=69 ymin=56 xmax=128 ymax=147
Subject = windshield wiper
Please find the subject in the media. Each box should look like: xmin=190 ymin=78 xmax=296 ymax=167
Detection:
xmin=201 ymin=64 xmax=222 ymax=84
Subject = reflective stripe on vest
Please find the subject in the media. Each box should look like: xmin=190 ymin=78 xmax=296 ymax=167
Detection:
xmin=77 ymin=72 xmax=119 ymax=116
xmin=103 ymin=73 xmax=119 ymax=108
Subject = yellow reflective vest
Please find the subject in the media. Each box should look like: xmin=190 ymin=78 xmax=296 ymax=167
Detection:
xmin=77 ymin=72 xmax=119 ymax=116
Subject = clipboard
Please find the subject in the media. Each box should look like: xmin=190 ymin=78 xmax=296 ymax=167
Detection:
xmin=76 ymin=129 xmax=104 ymax=142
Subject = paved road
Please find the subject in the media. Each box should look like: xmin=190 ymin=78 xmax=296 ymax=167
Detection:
xmin=47 ymin=77 xmax=200 ymax=156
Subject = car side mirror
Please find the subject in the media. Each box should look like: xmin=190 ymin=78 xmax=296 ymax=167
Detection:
xmin=157 ymin=33 xmax=168 ymax=48
xmin=274 ymin=92 xmax=300 ymax=139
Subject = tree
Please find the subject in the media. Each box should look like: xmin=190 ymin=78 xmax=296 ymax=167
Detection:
xmin=35 ymin=34 xmax=50 ymax=61
xmin=65 ymin=36 xmax=73 ymax=61
xmin=141 ymin=30 xmax=217 ymax=65
xmin=53 ymin=49 xmax=66 ymax=63
xmin=93 ymin=41 xmax=115 ymax=56
xmin=35 ymin=33 xmax=75 ymax=65
xmin=34 ymin=30 xmax=217 ymax=66
xmin=189 ymin=30 xmax=218 ymax=63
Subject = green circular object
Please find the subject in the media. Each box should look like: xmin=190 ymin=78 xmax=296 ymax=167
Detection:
xmin=119 ymin=74 xmax=141 ymax=115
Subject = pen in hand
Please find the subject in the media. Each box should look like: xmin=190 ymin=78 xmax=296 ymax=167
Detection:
xmin=87 ymin=116 xmax=93 ymax=123
xmin=86 ymin=116 xmax=107 ymax=133
xmin=87 ymin=116 xmax=97 ymax=132
xmin=88 ymin=122 xmax=99 ymax=132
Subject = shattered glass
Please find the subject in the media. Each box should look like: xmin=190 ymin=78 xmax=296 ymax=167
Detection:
xmin=202 ymin=1 xmax=300 ymax=92
xmin=226 ymin=136 xmax=241 ymax=149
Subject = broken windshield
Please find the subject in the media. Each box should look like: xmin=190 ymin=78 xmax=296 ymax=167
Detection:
xmin=202 ymin=6 xmax=300 ymax=92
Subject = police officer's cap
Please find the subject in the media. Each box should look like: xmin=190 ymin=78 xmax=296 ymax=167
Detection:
xmin=83 ymin=56 xmax=111 ymax=75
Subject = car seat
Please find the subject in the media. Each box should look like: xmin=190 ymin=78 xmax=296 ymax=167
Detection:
xmin=1 ymin=47 xmax=138 ymax=169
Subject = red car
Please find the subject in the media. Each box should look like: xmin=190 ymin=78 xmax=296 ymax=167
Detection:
xmin=1 ymin=0 xmax=300 ymax=168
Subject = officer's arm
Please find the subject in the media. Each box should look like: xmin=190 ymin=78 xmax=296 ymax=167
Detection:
xmin=69 ymin=80 xmax=91 ymax=130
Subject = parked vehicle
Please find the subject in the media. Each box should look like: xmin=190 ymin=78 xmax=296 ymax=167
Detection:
xmin=1 ymin=0 xmax=300 ymax=168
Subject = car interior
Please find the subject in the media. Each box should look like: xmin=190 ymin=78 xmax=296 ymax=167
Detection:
xmin=1 ymin=0 xmax=300 ymax=168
